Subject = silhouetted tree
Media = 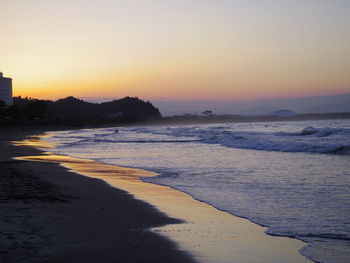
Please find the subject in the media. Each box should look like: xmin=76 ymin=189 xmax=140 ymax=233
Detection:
xmin=202 ymin=110 xmax=213 ymax=116
xmin=1 ymin=95 xmax=162 ymax=126
xmin=0 ymin=100 xmax=5 ymax=111
xmin=7 ymin=105 xmax=20 ymax=120
xmin=0 ymin=100 xmax=6 ymax=121
xmin=22 ymin=100 xmax=48 ymax=121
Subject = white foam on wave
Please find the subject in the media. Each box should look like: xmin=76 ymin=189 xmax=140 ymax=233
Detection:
xmin=130 ymin=125 xmax=350 ymax=155
xmin=46 ymin=119 xmax=350 ymax=263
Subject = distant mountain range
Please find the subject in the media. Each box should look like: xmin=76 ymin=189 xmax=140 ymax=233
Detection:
xmin=152 ymin=93 xmax=350 ymax=116
xmin=261 ymin=93 xmax=350 ymax=114
xmin=302 ymin=101 xmax=350 ymax=113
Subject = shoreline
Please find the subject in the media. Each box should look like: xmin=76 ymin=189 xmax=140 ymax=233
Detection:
xmin=13 ymin=132 xmax=312 ymax=263
xmin=0 ymin=114 xmax=349 ymax=134
xmin=0 ymin=131 xmax=196 ymax=263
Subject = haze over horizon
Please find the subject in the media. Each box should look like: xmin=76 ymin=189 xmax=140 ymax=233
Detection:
xmin=1 ymin=0 xmax=349 ymax=101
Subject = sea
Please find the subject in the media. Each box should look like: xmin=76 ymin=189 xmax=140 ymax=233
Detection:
xmin=44 ymin=119 xmax=350 ymax=263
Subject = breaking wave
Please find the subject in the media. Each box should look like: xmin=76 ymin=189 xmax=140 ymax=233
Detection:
xmin=46 ymin=119 xmax=350 ymax=263
xmin=129 ymin=125 xmax=350 ymax=155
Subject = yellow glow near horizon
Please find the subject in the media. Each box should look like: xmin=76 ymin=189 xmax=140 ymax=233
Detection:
xmin=1 ymin=0 xmax=350 ymax=101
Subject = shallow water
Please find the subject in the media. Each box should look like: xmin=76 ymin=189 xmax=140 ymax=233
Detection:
xmin=46 ymin=119 xmax=350 ymax=263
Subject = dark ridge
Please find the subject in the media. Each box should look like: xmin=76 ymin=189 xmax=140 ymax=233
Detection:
xmin=0 ymin=96 xmax=161 ymax=127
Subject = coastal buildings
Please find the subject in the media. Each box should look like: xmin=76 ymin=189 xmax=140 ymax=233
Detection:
xmin=0 ymin=72 xmax=13 ymax=105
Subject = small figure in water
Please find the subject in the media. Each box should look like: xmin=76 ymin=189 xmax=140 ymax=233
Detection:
xmin=115 ymin=128 xmax=119 ymax=133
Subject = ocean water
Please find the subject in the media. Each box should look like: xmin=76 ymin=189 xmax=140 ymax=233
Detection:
xmin=45 ymin=119 xmax=350 ymax=263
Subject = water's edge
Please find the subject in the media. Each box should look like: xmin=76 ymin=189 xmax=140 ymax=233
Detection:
xmin=15 ymin=134 xmax=313 ymax=263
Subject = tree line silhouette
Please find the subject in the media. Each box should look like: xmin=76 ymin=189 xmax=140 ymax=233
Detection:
xmin=0 ymin=96 xmax=161 ymax=126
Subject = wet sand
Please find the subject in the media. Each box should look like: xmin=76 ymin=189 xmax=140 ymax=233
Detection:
xmin=9 ymin=132 xmax=312 ymax=263
xmin=0 ymin=131 xmax=196 ymax=263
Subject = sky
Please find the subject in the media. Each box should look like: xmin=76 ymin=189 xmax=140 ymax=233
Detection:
xmin=1 ymin=0 xmax=349 ymax=101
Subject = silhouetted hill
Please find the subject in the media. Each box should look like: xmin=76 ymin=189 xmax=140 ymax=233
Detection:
xmin=99 ymin=97 xmax=161 ymax=118
xmin=53 ymin=96 xmax=97 ymax=117
xmin=55 ymin=96 xmax=93 ymax=107
xmin=1 ymin=96 xmax=161 ymax=126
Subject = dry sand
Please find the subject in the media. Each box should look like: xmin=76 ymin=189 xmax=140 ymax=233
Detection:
xmin=0 ymin=130 xmax=196 ymax=263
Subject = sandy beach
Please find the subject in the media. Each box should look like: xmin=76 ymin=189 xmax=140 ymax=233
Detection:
xmin=1 ymin=129 xmax=312 ymax=263
xmin=0 ymin=129 xmax=196 ymax=263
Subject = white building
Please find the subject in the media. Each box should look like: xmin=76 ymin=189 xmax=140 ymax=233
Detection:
xmin=0 ymin=72 xmax=13 ymax=105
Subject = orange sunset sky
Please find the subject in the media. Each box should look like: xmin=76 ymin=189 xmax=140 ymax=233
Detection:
xmin=1 ymin=0 xmax=349 ymax=101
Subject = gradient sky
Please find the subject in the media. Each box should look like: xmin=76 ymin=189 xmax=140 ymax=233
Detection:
xmin=1 ymin=0 xmax=349 ymax=101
